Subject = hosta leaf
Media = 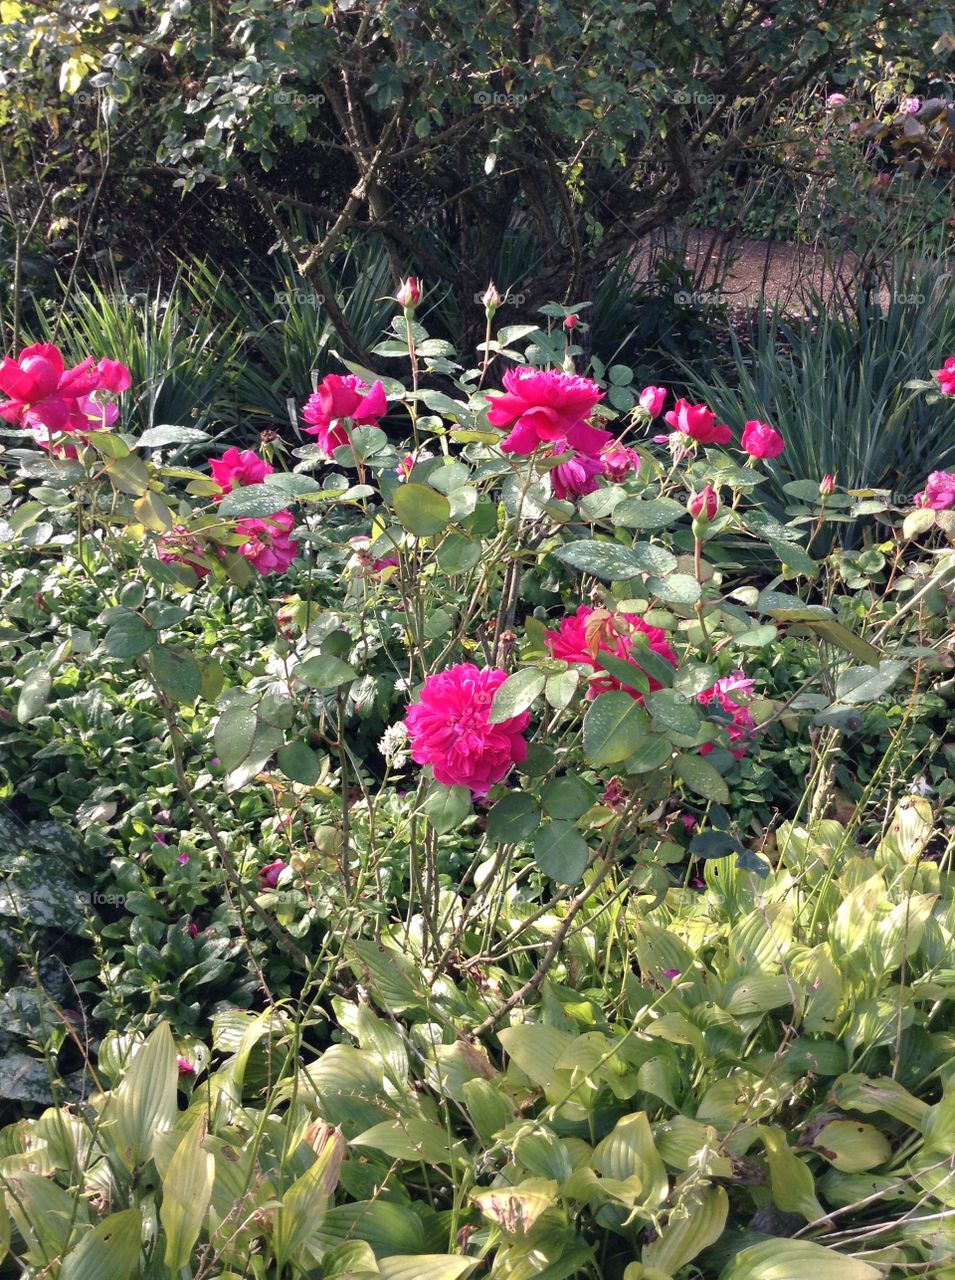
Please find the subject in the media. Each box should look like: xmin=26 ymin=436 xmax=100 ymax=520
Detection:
xmin=17 ymin=668 xmax=51 ymax=724
xmin=377 ymin=1258 xmax=477 ymax=1280
xmin=809 ymin=1120 xmax=891 ymax=1172
xmin=58 ymin=1209 xmax=142 ymax=1280
xmin=352 ymin=1118 xmax=456 ymax=1167
xmin=160 ymin=1119 xmax=215 ymax=1272
xmin=757 ymin=1127 xmax=824 ymax=1221
xmin=718 ymin=1238 xmax=880 ymax=1279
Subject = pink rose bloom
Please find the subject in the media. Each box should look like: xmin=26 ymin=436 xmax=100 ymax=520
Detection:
xmin=96 ymin=358 xmax=132 ymax=393
xmin=486 ymin=368 xmax=604 ymax=455
xmin=697 ymin=672 xmax=756 ymax=759
xmin=209 ymin=447 xmax=274 ymax=496
xmin=0 ymin=343 xmax=111 ymax=433
xmin=663 ymin=398 xmax=732 ymax=445
xmin=302 ymin=373 xmax=388 ymax=457
xmin=741 ymin=420 xmax=785 ymax=459
xmin=601 ymin=442 xmax=640 ymax=483
xmin=826 ymin=93 xmax=847 ymax=107
xmin=236 ymin=509 xmax=299 ymax=575
xmin=404 ymin=663 xmax=529 ymax=794
xmin=639 ymin=385 xmax=667 ymax=417
xmin=933 ymin=357 xmax=955 ymax=396
xmin=545 ymin=605 xmax=677 ymax=700
xmin=902 ymin=96 xmax=921 ymax=115
xmin=258 ymin=858 xmax=287 ymax=890
xmin=549 ymin=446 xmax=607 ymax=500
xmin=914 ymin=471 xmax=955 ymax=511
xmin=177 ymin=1057 xmax=195 ymax=1076
xmin=157 ymin=525 xmax=213 ymax=579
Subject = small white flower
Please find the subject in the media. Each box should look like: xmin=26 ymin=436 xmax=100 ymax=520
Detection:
xmin=379 ymin=722 xmax=410 ymax=770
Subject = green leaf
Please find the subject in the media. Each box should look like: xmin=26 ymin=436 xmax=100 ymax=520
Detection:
xmin=674 ymin=754 xmax=730 ymax=803
xmin=58 ymin=1209 xmax=142 ymax=1280
xmin=277 ymin=740 xmax=322 ymax=785
xmin=489 ymin=668 xmax=545 ymax=723
xmin=151 ymin=645 xmax=201 ymax=704
xmin=544 ymin=668 xmax=580 ymax=708
xmin=486 ymin=792 xmax=540 ymax=844
xmin=424 ymin=783 xmax=472 ymax=834
xmin=104 ymin=613 xmax=153 ymax=658
xmin=767 ymin=537 xmax=817 ymax=576
xmin=646 ymin=689 xmax=703 ymax=737
xmin=352 ymin=1118 xmax=456 ymax=1167
xmin=393 ymin=483 xmax=450 ymax=536
xmin=718 ymin=1238 xmax=880 ymax=1280
xmin=217 ymin=485 xmax=285 ymax=517
xmin=540 ymin=776 xmax=597 ymax=820
xmin=104 ymin=453 xmax=149 ymax=496
xmin=757 ymin=1126 xmax=824 ymax=1221
xmin=296 ymin=655 xmax=358 ymax=689
xmin=555 ymin=539 xmax=677 ymax=581
xmin=533 ymin=820 xmax=589 ymax=883
xmin=110 ymin=1023 xmax=177 ymax=1171
xmin=214 ymin=703 xmax=257 ymax=772
xmin=613 ymin=496 xmax=685 ymax=530
xmin=834 ymin=661 xmax=906 ymax=705
xmin=17 ymin=668 xmax=51 ymax=724
xmin=161 ymin=1118 xmax=215 ymax=1272
xmin=583 ymin=692 xmax=649 ymax=765
xmin=646 ymin=571 xmax=702 ymax=604
xmin=437 ymin=534 xmax=482 ymax=572
xmin=376 ymin=1257 xmax=477 ymax=1280
xmin=136 ymin=424 xmax=211 ymax=447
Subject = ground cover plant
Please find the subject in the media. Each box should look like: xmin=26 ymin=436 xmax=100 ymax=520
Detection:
xmin=0 ymin=271 xmax=952 ymax=1280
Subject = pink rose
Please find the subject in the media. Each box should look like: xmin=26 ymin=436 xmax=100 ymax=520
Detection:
xmin=826 ymin=93 xmax=847 ymax=107
xmin=404 ymin=663 xmax=529 ymax=795
xmin=663 ymin=398 xmax=732 ymax=445
xmin=397 ymin=448 xmax=434 ymax=480
xmin=258 ymin=858 xmax=287 ymax=890
xmin=914 ymin=471 xmax=955 ymax=511
xmin=209 ymin=447 xmax=274 ymax=497
xmin=688 ymin=484 xmax=719 ymax=521
xmin=741 ymin=419 xmax=785 ymax=459
xmin=397 ymin=276 xmax=422 ymax=307
xmin=236 ymin=510 xmax=299 ymax=575
xmin=302 ymin=373 xmax=388 ymax=457
xmin=0 ymin=343 xmax=122 ymax=434
xmin=96 ymin=358 xmax=132 ymax=393
xmin=600 ymin=442 xmax=640 ymax=483
xmin=639 ymin=385 xmax=667 ymax=417
xmin=545 ymin=605 xmax=677 ymax=701
xmin=697 ymin=672 xmax=756 ymax=759
xmin=549 ymin=447 xmax=606 ymax=501
xmin=820 ymin=473 xmax=835 ymax=497
xmin=933 ymin=357 xmax=955 ymax=396
xmin=486 ymin=368 xmax=604 ymax=455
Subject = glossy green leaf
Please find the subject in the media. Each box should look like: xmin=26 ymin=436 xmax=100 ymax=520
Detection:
xmin=393 ymin=483 xmax=451 ymax=536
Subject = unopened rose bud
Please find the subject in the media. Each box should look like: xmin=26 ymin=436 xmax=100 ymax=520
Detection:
xmin=481 ymin=281 xmax=500 ymax=314
xmin=396 ymin=276 xmax=421 ymax=309
xmin=563 ymin=313 xmax=579 ymax=331
xmin=688 ymin=484 xmax=719 ymax=522
xmin=819 ymin=473 xmax=835 ymax=497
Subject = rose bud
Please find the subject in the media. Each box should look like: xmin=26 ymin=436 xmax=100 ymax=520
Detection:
xmin=396 ymin=276 xmax=421 ymax=309
xmin=481 ymin=281 xmax=501 ymax=315
xmin=688 ymin=484 xmax=719 ymax=522
xmin=819 ymin=473 xmax=835 ymax=497
xmin=563 ymin=314 xmax=579 ymax=331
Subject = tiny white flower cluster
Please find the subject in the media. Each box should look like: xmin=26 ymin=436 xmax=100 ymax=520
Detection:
xmin=378 ymin=721 xmax=410 ymax=770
